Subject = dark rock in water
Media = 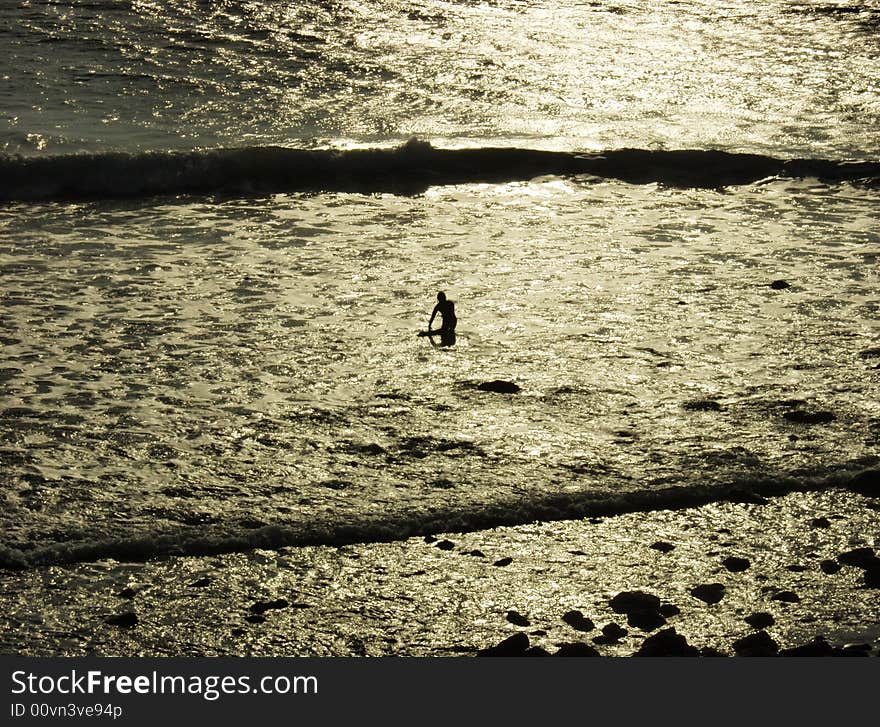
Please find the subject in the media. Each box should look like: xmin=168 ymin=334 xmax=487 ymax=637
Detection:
xmin=690 ymin=583 xmax=726 ymax=605
xmin=700 ymin=647 xmax=729 ymax=657
xmin=506 ymin=610 xmax=531 ymax=627
xmin=634 ymin=628 xmax=699 ymax=657
xmin=783 ymin=410 xmax=835 ymax=425
xmin=524 ymin=646 xmax=552 ymax=657
xmin=561 ymin=610 xmax=594 ymax=632
xmin=780 ymin=636 xmax=833 ymax=657
xmin=863 ymin=566 xmax=880 ymax=589
xmin=117 ymin=587 xmax=138 ymax=599
xmin=770 ymin=590 xmax=800 ymax=603
xmin=683 ymin=399 xmax=723 ymax=412
xmin=858 ymin=347 xmax=880 ymax=359
xmin=820 ymin=559 xmax=842 ymax=575
xmin=650 ymin=541 xmax=675 ymax=553
xmin=610 ymin=590 xmax=661 ymax=614
xmin=554 ymin=642 xmax=600 ymax=657
xmin=230 ymin=628 xmax=245 ymax=637
xmin=250 ymin=598 xmax=289 ymax=614
xmin=593 ymin=622 xmax=628 ymax=644
xmin=530 ymin=630 xmax=547 ymax=636
xmin=477 ymin=632 xmax=530 ymax=657
xmin=423 ymin=535 xmax=437 ymax=544
xmin=189 ymin=577 xmax=212 ymax=588
xmin=659 ymin=603 xmax=680 ymax=617
xmin=733 ymin=630 xmax=779 ymax=657
xmin=435 ymin=539 xmax=455 ymax=551
xmin=785 ymin=564 xmax=808 ymax=572
xmin=627 ymin=609 xmax=667 ymax=632
xmin=493 ymin=556 xmax=513 ymax=567
xmin=810 ymin=517 xmax=832 ymax=529
xmin=837 ymin=547 xmax=879 ymax=569
xmin=769 ymin=280 xmax=791 ymax=290
xmin=105 ymin=612 xmax=138 ymax=628
xmin=244 ymin=614 xmax=266 ymax=624
xmin=467 ymin=549 xmax=485 ymax=558
xmin=745 ymin=612 xmax=775 ymax=629
xmin=477 ymin=380 xmax=521 ymax=394
xmin=847 ymin=468 xmax=880 ymax=497
xmin=722 ymin=556 xmax=750 ymax=573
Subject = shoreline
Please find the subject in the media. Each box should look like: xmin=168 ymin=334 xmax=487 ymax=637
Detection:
xmin=3 ymin=463 xmax=878 ymax=571
xmin=1 ymin=489 xmax=878 ymax=657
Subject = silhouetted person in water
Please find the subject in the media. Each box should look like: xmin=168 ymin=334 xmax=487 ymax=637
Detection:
xmin=426 ymin=291 xmax=456 ymax=346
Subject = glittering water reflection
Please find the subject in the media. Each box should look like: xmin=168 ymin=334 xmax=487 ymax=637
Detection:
xmin=1 ymin=177 xmax=878 ymax=559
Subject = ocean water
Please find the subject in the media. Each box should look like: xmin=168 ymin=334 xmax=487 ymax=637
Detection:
xmin=1 ymin=0 xmax=879 ymax=569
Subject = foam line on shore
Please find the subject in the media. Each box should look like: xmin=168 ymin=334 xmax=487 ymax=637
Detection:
xmin=1 ymin=466 xmax=876 ymax=570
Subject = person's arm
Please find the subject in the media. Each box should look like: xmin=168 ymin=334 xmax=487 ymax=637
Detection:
xmin=428 ymin=305 xmax=439 ymax=330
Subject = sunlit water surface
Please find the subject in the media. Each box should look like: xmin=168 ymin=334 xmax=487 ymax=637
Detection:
xmin=1 ymin=0 xmax=879 ymax=564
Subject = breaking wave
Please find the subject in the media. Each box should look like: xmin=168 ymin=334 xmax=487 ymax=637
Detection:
xmin=1 ymin=466 xmax=876 ymax=570
xmin=2 ymin=139 xmax=878 ymax=202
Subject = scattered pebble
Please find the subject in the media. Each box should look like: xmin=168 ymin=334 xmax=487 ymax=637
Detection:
xmin=732 ymin=630 xmax=779 ymax=657
xmin=689 ymin=583 xmax=726 ymax=604
xmin=770 ymin=590 xmax=800 ymax=603
xmin=782 ymin=410 xmax=836 ymax=425
xmin=779 ymin=636 xmax=833 ymax=657
xmin=744 ymin=612 xmax=775 ymax=629
xmin=593 ymin=622 xmax=628 ymax=645
xmin=477 ymin=380 xmax=521 ymax=394
xmin=722 ymin=556 xmax=750 ymax=573
xmin=561 ymin=610 xmax=594 ymax=632
xmin=837 ymin=547 xmax=879 ymax=569
xmin=634 ymin=628 xmax=699 ymax=657
xmin=249 ymin=599 xmax=289 ymax=614
xmin=627 ymin=610 xmax=667 ymax=632
xmin=609 ymin=590 xmax=661 ymax=614
xmin=554 ymin=642 xmax=600 ymax=657
xmin=477 ymin=632 xmax=529 ymax=657
xmin=819 ymin=559 xmax=841 ymax=575
xmin=863 ymin=567 xmax=880 ymax=589
xmin=659 ymin=603 xmax=680 ymax=617
xmin=104 ymin=612 xmax=138 ymax=628
xmin=435 ymin=539 xmax=455 ymax=551
xmin=506 ymin=610 xmax=530 ymax=627
xmin=650 ymin=541 xmax=675 ymax=553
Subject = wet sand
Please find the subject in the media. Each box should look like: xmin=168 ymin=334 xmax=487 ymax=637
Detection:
xmin=1 ymin=489 xmax=878 ymax=657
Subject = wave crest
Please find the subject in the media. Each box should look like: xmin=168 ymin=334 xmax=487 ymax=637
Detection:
xmin=2 ymin=140 xmax=878 ymax=202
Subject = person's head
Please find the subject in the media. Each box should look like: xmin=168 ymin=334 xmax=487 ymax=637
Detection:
xmin=437 ymin=291 xmax=446 ymax=302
